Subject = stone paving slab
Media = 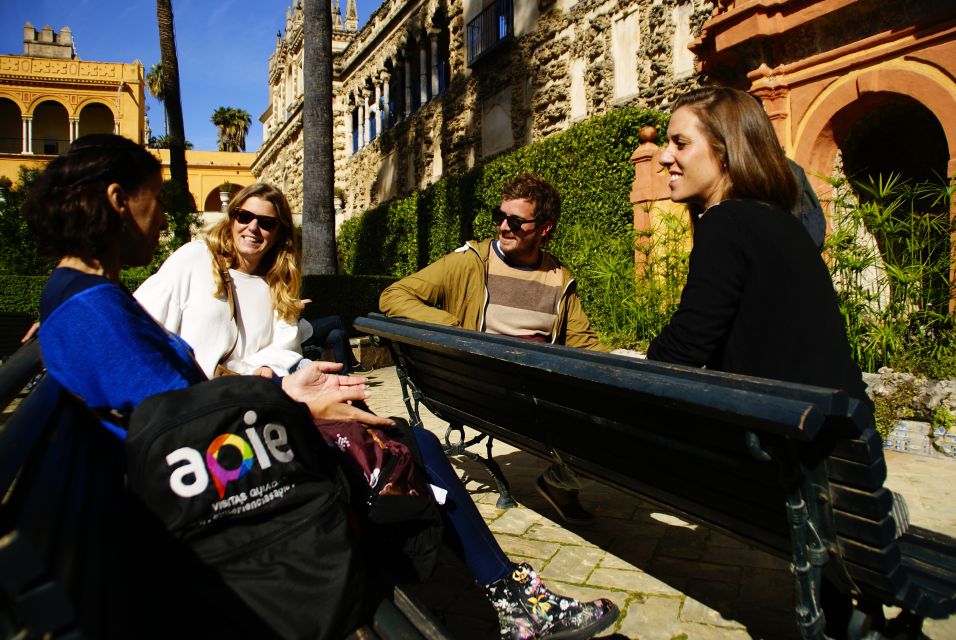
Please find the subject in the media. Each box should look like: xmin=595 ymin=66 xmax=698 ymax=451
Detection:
xmin=363 ymin=366 xmax=956 ymax=639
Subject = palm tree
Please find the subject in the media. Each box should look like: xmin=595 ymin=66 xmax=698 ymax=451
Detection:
xmin=145 ymin=62 xmax=167 ymax=137
xmin=156 ymin=0 xmax=194 ymax=242
xmin=211 ymin=106 xmax=252 ymax=152
xmin=302 ymin=0 xmax=337 ymax=275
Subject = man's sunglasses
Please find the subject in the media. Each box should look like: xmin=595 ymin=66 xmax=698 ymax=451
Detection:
xmin=231 ymin=208 xmax=281 ymax=232
xmin=491 ymin=208 xmax=541 ymax=233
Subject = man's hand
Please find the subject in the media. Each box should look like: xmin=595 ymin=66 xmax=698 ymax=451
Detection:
xmin=253 ymin=366 xmax=275 ymax=378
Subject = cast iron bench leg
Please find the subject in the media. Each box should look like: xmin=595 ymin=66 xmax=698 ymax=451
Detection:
xmin=441 ymin=423 xmax=517 ymax=509
xmin=395 ymin=365 xmax=517 ymax=509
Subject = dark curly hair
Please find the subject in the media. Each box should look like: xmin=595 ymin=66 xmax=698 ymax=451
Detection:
xmin=501 ymin=174 xmax=561 ymax=241
xmin=23 ymin=134 xmax=162 ymax=261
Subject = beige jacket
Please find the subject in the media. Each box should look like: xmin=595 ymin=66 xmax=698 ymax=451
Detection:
xmin=379 ymin=238 xmax=606 ymax=351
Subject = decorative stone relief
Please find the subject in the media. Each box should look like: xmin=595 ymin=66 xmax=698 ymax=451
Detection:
xmin=255 ymin=0 xmax=714 ymax=219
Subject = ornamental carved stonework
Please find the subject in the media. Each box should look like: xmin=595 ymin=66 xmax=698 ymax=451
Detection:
xmin=256 ymin=0 xmax=715 ymax=218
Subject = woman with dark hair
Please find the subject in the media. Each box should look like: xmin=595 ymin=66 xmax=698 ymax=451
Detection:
xmin=647 ymin=86 xmax=870 ymax=407
xmin=134 ymin=182 xmax=304 ymax=378
xmin=25 ymin=134 xmax=619 ymax=640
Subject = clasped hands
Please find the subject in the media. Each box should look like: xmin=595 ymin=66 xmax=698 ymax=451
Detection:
xmin=280 ymin=360 xmax=393 ymax=427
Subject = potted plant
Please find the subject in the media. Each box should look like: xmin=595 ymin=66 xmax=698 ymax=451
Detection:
xmin=218 ymin=181 xmax=234 ymax=212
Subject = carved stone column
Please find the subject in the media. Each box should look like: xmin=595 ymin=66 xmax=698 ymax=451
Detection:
xmin=345 ymin=101 xmax=353 ymax=157
xmin=363 ymin=92 xmax=371 ymax=145
xmin=419 ymin=39 xmax=428 ymax=105
xmin=357 ymin=98 xmax=365 ymax=149
xmin=380 ymin=70 xmax=391 ymax=130
xmin=374 ymin=80 xmax=383 ymax=137
xmin=429 ymin=29 xmax=440 ymax=97
xmin=22 ymin=116 xmax=32 ymax=154
xmin=404 ymin=55 xmax=412 ymax=116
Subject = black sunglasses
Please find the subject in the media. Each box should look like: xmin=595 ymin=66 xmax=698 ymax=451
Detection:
xmin=491 ymin=208 xmax=541 ymax=233
xmin=231 ymin=208 xmax=281 ymax=232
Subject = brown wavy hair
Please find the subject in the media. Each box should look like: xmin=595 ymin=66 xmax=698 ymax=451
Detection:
xmin=673 ymin=87 xmax=798 ymax=218
xmin=206 ymin=182 xmax=301 ymax=324
xmin=501 ymin=174 xmax=561 ymax=242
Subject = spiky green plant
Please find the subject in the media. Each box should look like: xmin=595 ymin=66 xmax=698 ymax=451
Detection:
xmin=825 ymin=173 xmax=955 ymax=376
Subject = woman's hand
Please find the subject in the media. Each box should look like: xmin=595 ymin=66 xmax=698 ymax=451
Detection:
xmin=281 ymin=360 xmax=393 ymax=426
xmin=253 ymin=366 xmax=275 ymax=378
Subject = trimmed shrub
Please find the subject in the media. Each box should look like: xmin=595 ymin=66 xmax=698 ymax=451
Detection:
xmin=0 ymin=276 xmax=47 ymax=317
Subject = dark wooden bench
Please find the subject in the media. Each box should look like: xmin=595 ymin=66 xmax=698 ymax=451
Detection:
xmin=355 ymin=313 xmax=956 ymax=640
xmin=0 ymin=340 xmax=449 ymax=639
xmin=0 ymin=312 xmax=35 ymax=361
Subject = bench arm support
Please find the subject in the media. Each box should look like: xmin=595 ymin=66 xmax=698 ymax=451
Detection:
xmin=788 ymin=478 xmax=831 ymax=640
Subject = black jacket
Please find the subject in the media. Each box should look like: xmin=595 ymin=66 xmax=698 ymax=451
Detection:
xmin=648 ymin=199 xmax=870 ymax=408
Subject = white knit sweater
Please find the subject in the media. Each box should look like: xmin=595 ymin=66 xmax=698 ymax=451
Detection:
xmin=134 ymin=241 xmax=302 ymax=378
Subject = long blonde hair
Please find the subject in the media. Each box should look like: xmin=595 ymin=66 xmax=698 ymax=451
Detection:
xmin=206 ymin=182 xmax=301 ymax=324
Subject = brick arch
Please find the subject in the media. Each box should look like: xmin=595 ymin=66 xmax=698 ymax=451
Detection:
xmin=75 ymin=97 xmax=117 ymax=119
xmin=25 ymin=95 xmax=71 ymax=115
xmin=794 ymin=64 xmax=956 ymax=186
xmin=0 ymin=91 xmax=27 ymax=113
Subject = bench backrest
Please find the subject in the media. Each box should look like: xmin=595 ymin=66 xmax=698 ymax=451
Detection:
xmin=0 ymin=312 xmax=35 ymax=360
xmin=356 ymin=315 xmax=955 ymax=618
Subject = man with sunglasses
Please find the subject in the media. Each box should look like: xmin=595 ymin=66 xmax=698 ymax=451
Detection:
xmin=380 ymin=174 xmax=605 ymax=525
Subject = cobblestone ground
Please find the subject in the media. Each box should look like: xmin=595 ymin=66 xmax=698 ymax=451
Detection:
xmin=363 ymin=366 xmax=956 ymax=640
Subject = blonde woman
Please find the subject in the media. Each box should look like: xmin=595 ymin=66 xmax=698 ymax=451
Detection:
xmin=135 ymin=182 xmax=304 ymax=378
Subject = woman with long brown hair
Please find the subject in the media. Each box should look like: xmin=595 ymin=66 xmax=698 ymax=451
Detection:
xmin=647 ymin=86 xmax=870 ymax=407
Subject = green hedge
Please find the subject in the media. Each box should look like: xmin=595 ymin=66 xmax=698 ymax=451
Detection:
xmin=0 ymin=271 xmax=150 ymax=318
xmin=0 ymin=276 xmax=47 ymax=317
xmin=338 ymin=107 xmax=669 ymax=345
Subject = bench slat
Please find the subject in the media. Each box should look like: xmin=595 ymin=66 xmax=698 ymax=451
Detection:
xmin=828 ymin=485 xmax=894 ymax=521
xmin=832 ymin=511 xmax=898 ymax=547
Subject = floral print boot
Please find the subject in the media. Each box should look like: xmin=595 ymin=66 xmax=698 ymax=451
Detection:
xmin=483 ymin=563 xmax=619 ymax=639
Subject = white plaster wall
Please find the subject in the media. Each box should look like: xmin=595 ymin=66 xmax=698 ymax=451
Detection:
xmin=513 ymin=0 xmax=540 ymax=38
xmin=376 ymin=151 xmax=399 ymax=202
xmin=672 ymin=2 xmax=695 ymax=78
xmin=570 ymin=58 xmax=587 ymax=121
xmin=612 ymin=8 xmax=641 ymax=100
xmin=481 ymin=87 xmax=514 ymax=158
xmin=431 ymin=137 xmax=443 ymax=180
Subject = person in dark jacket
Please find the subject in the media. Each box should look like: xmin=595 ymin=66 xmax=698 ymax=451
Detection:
xmin=647 ymin=86 xmax=871 ymax=411
xmin=647 ymin=85 xmax=873 ymax=639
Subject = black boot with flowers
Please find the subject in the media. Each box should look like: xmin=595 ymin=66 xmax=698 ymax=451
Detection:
xmin=483 ymin=563 xmax=619 ymax=639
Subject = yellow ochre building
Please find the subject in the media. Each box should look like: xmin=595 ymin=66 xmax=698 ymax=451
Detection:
xmin=0 ymin=22 xmax=254 ymax=215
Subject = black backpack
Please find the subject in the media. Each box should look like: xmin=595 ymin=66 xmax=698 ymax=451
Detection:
xmin=124 ymin=376 xmax=371 ymax=638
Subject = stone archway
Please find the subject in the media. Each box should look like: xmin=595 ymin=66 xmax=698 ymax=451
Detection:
xmin=794 ymin=64 xmax=956 ymax=195
xmin=793 ymin=63 xmax=956 ymax=309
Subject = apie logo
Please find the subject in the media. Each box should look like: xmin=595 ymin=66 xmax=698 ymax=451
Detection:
xmin=166 ymin=410 xmax=294 ymax=499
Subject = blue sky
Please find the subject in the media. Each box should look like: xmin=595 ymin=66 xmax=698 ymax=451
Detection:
xmin=1 ymin=0 xmax=381 ymax=152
